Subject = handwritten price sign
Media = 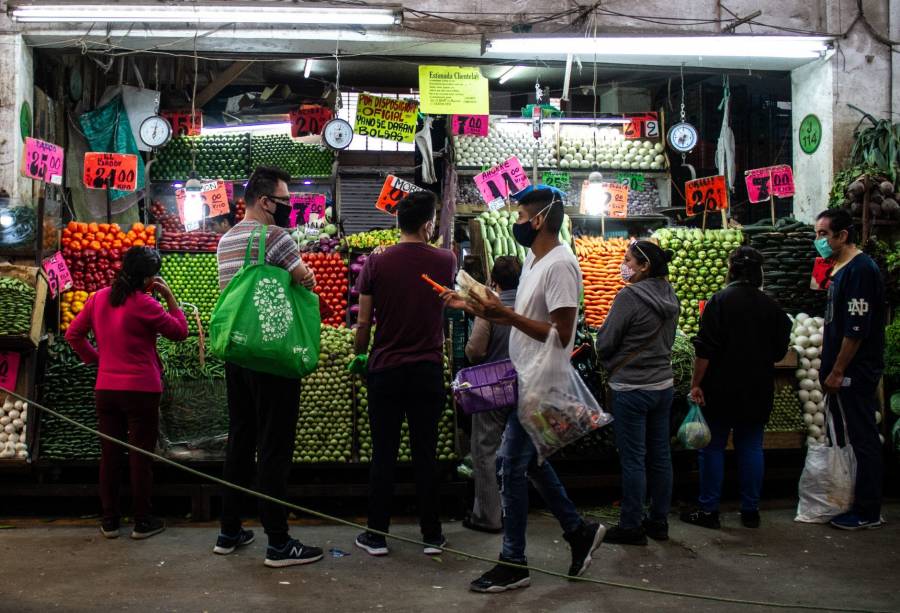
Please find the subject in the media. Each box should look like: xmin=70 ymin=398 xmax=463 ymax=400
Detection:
xmin=290 ymin=105 xmax=333 ymax=137
xmin=744 ymin=165 xmax=795 ymax=203
xmin=289 ymin=193 xmax=327 ymax=227
xmin=580 ymin=182 xmax=629 ymax=217
xmin=162 ymin=110 xmax=202 ymax=136
xmin=83 ymin=153 xmax=138 ymax=192
xmin=21 ymin=137 xmax=64 ymax=185
xmin=606 ymin=183 xmax=629 ymax=218
xmin=450 ymin=114 xmax=488 ymax=137
xmin=0 ymin=351 xmax=21 ymax=392
xmin=175 ymin=180 xmax=230 ymax=230
xmin=376 ymin=175 xmax=425 ymax=215
xmin=541 ymin=171 xmax=571 ymax=193
xmin=685 ymin=175 xmax=728 ymax=216
xmin=624 ymin=112 xmax=660 ymax=139
xmin=473 ymin=156 xmax=530 ymax=208
xmin=42 ymin=251 xmax=73 ymax=298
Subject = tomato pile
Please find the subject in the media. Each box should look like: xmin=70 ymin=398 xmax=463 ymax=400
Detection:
xmin=300 ymin=252 xmax=348 ymax=327
xmin=62 ymin=222 xmax=156 ymax=293
xmin=159 ymin=230 xmax=220 ymax=252
xmin=149 ymin=200 xmax=185 ymax=234
xmin=234 ymin=197 xmax=246 ymax=223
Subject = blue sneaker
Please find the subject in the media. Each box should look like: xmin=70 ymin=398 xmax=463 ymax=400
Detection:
xmin=213 ymin=528 xmax=255 ymax=555
xmin=264 ymin=539 xmax=323 ymax=568
xmin=830 ymin=512 xmax=885 ymax=530
xmin=355 ymin=531 xmax=389 ymax=556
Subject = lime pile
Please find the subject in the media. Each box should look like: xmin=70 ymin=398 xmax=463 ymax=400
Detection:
xmin=151 ymin=134 xmax=251 ymax=181
xmin=160 ymin=253 xmax=220 ymax=334
xmin=251 ymin=135 xmax=334 ymax=177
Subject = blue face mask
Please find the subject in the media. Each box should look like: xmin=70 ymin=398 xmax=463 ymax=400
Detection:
xmin=814 ymin=237 xmax=833 ymax=259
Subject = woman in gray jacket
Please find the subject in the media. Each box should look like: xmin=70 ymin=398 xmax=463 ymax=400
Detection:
xmin=595 ymin=240 xmax=680 ymax=545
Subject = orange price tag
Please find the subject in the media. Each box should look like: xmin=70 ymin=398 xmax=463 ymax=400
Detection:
xmin=685 ymin=175 xmax=728 ymax=216
xmin=607 ymin=183 xmax=629 ymax=218
xmin=82 ymin=152 xmax=139 ymax=191
xmin=376 ymin=175 xmax=424 ymax=215
xmin=290 ymin=105 xmax=333 ymax=137
xmin=175 ymin=180 xmax=229 ymax=230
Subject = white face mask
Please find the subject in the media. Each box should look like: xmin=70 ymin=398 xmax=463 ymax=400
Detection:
xmin=620 ymin=261 xmax=636 ymax=282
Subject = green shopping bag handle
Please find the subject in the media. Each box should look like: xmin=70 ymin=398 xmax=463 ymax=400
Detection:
xmin=243 ymin=225 xmax=268 ymax=268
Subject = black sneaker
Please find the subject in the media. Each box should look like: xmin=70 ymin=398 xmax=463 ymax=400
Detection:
xmin=264 ymin=539 xmax=324 ymax=568
xmin=355 ymin=531 xmax=389 ymax=556
xmin=100 ymin=518 xmax=120 ymax=539
xmin=604 ymin=525 xmax=648 ymax=546
xmin=213 ymin=528 xmax=255 ymax=555
xmin=680 ymin=509 xmax=721 ymax=530
xmin=423 ymin=535 xmax=447 ymax=555
xmin=564 ymin=521 xmax=606 ymax=577
xmin=642 ymin=519 xmax=669 ymax=541
xmin=470 ymin=557 xmax=531 ymax=593
xmin=131 ymin=516 xmax=166 ymax=540
xmin=740 ymin=510 xmax=761 ymax=529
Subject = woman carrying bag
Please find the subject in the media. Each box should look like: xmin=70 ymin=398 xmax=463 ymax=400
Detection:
xmin=682 ymin=246 xmax=792 ymax=530
xmin=595 ymin=240 xmax=680 ymax=545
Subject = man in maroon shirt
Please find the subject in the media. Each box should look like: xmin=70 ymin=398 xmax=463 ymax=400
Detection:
xmin=352 ymin=191 xmax=456 ymax=557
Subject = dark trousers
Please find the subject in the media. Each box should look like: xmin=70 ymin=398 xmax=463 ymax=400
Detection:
xmin=367 ymin=361 xmax=445 ymax=539
xmin=95 ymin=390 xmax=161 ymax=522
xmin=835 ymin=388 xmax=883 ymax=519
xmin=222 ymin=362 xmax=301 ymax=545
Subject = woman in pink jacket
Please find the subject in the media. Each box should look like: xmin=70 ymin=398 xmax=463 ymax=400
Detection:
xmin=66 ymin=246 xmax=189 ymax=540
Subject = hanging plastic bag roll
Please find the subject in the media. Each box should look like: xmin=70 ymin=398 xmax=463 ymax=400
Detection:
xmin=516 ymin=325 xmax=612 ymax=464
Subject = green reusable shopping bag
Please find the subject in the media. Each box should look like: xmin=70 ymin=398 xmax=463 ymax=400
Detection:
xmin=209 ymin=226 xmax=321 ymax=379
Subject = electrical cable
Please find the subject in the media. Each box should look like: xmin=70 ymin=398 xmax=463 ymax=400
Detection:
xmin=0 ymin=386 xmax=893 ymax=613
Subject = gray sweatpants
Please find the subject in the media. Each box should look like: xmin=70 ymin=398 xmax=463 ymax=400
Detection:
xmin=469 ymin=407 xmax=513 ymax=530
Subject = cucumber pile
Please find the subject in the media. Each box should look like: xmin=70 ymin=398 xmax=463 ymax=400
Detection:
xmin=476 ymin=209 xmax=572 ymax=269
xmin=40 ymin=340 xmax=101 ymax=460
xmin=744 ymin=218 xmax=826 ymax=316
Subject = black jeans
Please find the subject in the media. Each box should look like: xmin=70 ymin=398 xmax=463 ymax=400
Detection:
xmin=221 ymin=362 xmax=301 ymax=546
xmin=834 ymin=388 xmax=883 ymax=519
xmin=367 ymin=361 xmax=445 ymax=540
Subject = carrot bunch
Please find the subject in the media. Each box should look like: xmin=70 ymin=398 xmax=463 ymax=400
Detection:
xmin=576 ymin=236 xmax=630 ymax=327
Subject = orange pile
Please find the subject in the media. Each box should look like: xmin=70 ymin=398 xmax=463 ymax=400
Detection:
xmin=576 ymin=236 xmax=629 ymax=327
xmin=62 ymin=222 xmax=156 ymax=251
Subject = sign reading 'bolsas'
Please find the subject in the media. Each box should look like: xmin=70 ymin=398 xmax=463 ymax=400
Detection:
xmin=354 ymin=94 xmax=419 ymax=143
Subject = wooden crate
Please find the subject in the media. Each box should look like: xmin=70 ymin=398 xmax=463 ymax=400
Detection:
xmin=0 ymin=263 xmax=48 ymax=349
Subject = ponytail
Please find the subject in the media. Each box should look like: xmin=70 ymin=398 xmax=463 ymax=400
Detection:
xmin=109 ymin=247 xmax=161 ymax=307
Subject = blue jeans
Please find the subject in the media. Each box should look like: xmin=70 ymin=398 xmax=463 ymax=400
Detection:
xmin=499 ymin=410 xmax=583 ymax=562
xmin=612 ymin=388 xmax=674 ymax=529
xmin=698 ymin=419 xmax=764 ymax=513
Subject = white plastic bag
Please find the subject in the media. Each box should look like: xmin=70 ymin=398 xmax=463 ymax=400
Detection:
xmin=795 ymin=396 xmax=857 ymax=523
xmin=517 ymin=326 xmax=612 ymax=464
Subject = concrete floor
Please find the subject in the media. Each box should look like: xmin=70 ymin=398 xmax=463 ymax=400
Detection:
xmin=2 ymin=504 xmax=899 ymax=613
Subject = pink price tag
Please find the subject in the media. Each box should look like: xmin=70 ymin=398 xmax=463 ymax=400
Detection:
xmin=745 ymin=165 xmax=795 ymax=203
xmin=450 ymin=115 xmax=488 ymax=137
xmin=22 ymin=137 xmax=64 ymax=185
xmin=42 ymin=251 xmax=73 ymax=298
xmin=473 ymin=156 xmax=531 ymax=205
xmin=225 ymin=181 xmax=234 ymax=203
xmin=289 ymin=193 xmax=327 ymax=227
xmin=770 ymin=165 xmax=795 ymax=198
xmin=0 ymin=351 xmax=21 ymax=392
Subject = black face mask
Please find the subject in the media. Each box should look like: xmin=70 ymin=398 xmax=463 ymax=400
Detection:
xmin=271 ymin=201 xmax=293 ymax=228
xmin=513 ymin=219 xmax=539 ymax=248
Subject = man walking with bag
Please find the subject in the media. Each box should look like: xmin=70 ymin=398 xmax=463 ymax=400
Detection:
xmin=814 ymin=209 xmax=886 ymax=530
xmin=214 ymin=166 xmax=323 ymax=566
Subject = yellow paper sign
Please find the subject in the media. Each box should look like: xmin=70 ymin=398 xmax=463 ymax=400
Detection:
xmin=418 ymin=65 xmax=489 ymax=115
xmin=354 ymin=94 xmax=418 ymax=143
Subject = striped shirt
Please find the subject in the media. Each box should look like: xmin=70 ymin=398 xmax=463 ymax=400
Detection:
xmin=216 ymin=220 xmax=302 ymax=290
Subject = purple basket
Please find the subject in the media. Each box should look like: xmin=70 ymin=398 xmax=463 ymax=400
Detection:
xmin=453 ymin=359 xmax=518 ymax=415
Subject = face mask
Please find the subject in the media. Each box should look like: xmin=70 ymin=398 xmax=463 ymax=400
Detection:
xmin=271 ymin=201 xmax=293 ymax=228
xmin=814 ymin=237 xmax=833 ymax=259
xmin=620 ymin=262 xmax=636 ymax=282
xmin=513 ymin=202 xmax=553 ymax=248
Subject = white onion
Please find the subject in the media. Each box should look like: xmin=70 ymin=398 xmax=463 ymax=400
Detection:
xmin=809 ymin=390 xmax=823 ymax=403
xmin=800 ymin=358 xmax=812 ymax=369
xmin=803 ymin=401 xmax=818 ymax=414
xmin=798 ymin=389 xmax=811 ymax=402
xmin=813 ymin=413 xmax=825 ymax=427
xmin=804 ymin=347 xmax=820 ymax=359
xmin=875 ymin=411 xmax=882 ymax=425
xmin=796 ymin=369 xmax=808 ymax=380
xmin=803 ymin=413 xmax=814 ymax=425
xmin=810 ymin=358 xmax=821 ymax=370
xmin=796 ymin=313 xmax=810 ymax=323
xmin=800 ymin=379 xmax=816 ymax=391
xmin=807 ymin=369 xmax=819 ymax=380
xmin=795 ymin=335 xmax=810 ymax=348
xmin=809 ymin=334 xmax=823 ymax=347
xmin=809 ymin=424 xmax=823 ymax=437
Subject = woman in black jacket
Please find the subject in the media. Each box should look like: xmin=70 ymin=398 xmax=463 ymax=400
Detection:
xmin=681 ymin=246 xmax=792 ymax=530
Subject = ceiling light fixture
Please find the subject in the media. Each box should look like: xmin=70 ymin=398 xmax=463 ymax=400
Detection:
xmin=498 ymin=66 xmax=525 ymax=84
xmin=12 ymin=4 xmax=401 ymax=25
xmin=304 ymin=59 xmax=314 ymax=79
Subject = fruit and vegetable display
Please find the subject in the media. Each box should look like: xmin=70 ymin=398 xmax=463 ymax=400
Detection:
xmin=0 ymin=394 xmax=29 ymax=460
xmin=293 ymin=326 xmax=354 ymax=463
xmin=300 ymin=252 xmax=348 ymax=327
xmin=159 ymin=253 xmax=220 ymax=334
xmin=0 ymin=276 xmax=36 ymax=336
xmin=234 ymin=197 xmax=246 ymax=223
xmin=251 ymin=135 xmax=334 ymax=178
xmin=791 ymin=314 xmax=828 ymax=445
xmin=151 ymin=134 xmax=251 ymax=181
xmin=0 ymin=204 xmax=36 ymax=251
xmin=62 ymin=222 xmax=156 ymax=293
xmin=158 ymin=337 xmax=228 ymax=458
xmin=743 ymin=217 xmax=826 ymax=316
xmin=885 ymin=317 xmax=900 ymax=385
xmin=834 ymin=175 xmax=900 ymax=220
xmin=150 ymin=200 xmax=185 ymax=234
xmin=40 ymin=340 xmax=101 ymax=460
xmin=574 ymin=236 xmax=629 ymax=327
xmin=670 ymin=331 xmax=695 ymax=396
xmin=452 ymin=123 xmax=667 ymax=171
xmin=767 ymin=383 xmax=804 ymax=433
xmin=341 ymin=228 xmax=400 ymax=250
xmin=59 ymin=290 xmax=94 ymax=332
xmin=654 ymin=228 xmax=744 ymax=336
xmin=476 ymin=208 xmax=526 ymax=268
xmin=159 ymin=230 xmax=221 ymax=252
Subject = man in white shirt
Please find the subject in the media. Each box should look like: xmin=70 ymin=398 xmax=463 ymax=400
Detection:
xmin=444 ymin=186 xmax=604 ymax=593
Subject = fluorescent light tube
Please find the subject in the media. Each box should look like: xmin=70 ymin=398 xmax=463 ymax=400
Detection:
xmin=13 ymin=4 xmax=400 ymax=25
xmin=304 ymin=59 xmax=314 ymax=79
xmin=487 ymin=36 xmax=830 ymax=59
xmin=499 ymin=117 xmax=628 ymax=125
xmin=202 ymin=122 xmax=292 ymax=136
xmin=498 ymin=66 xmax=524 ymax=84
